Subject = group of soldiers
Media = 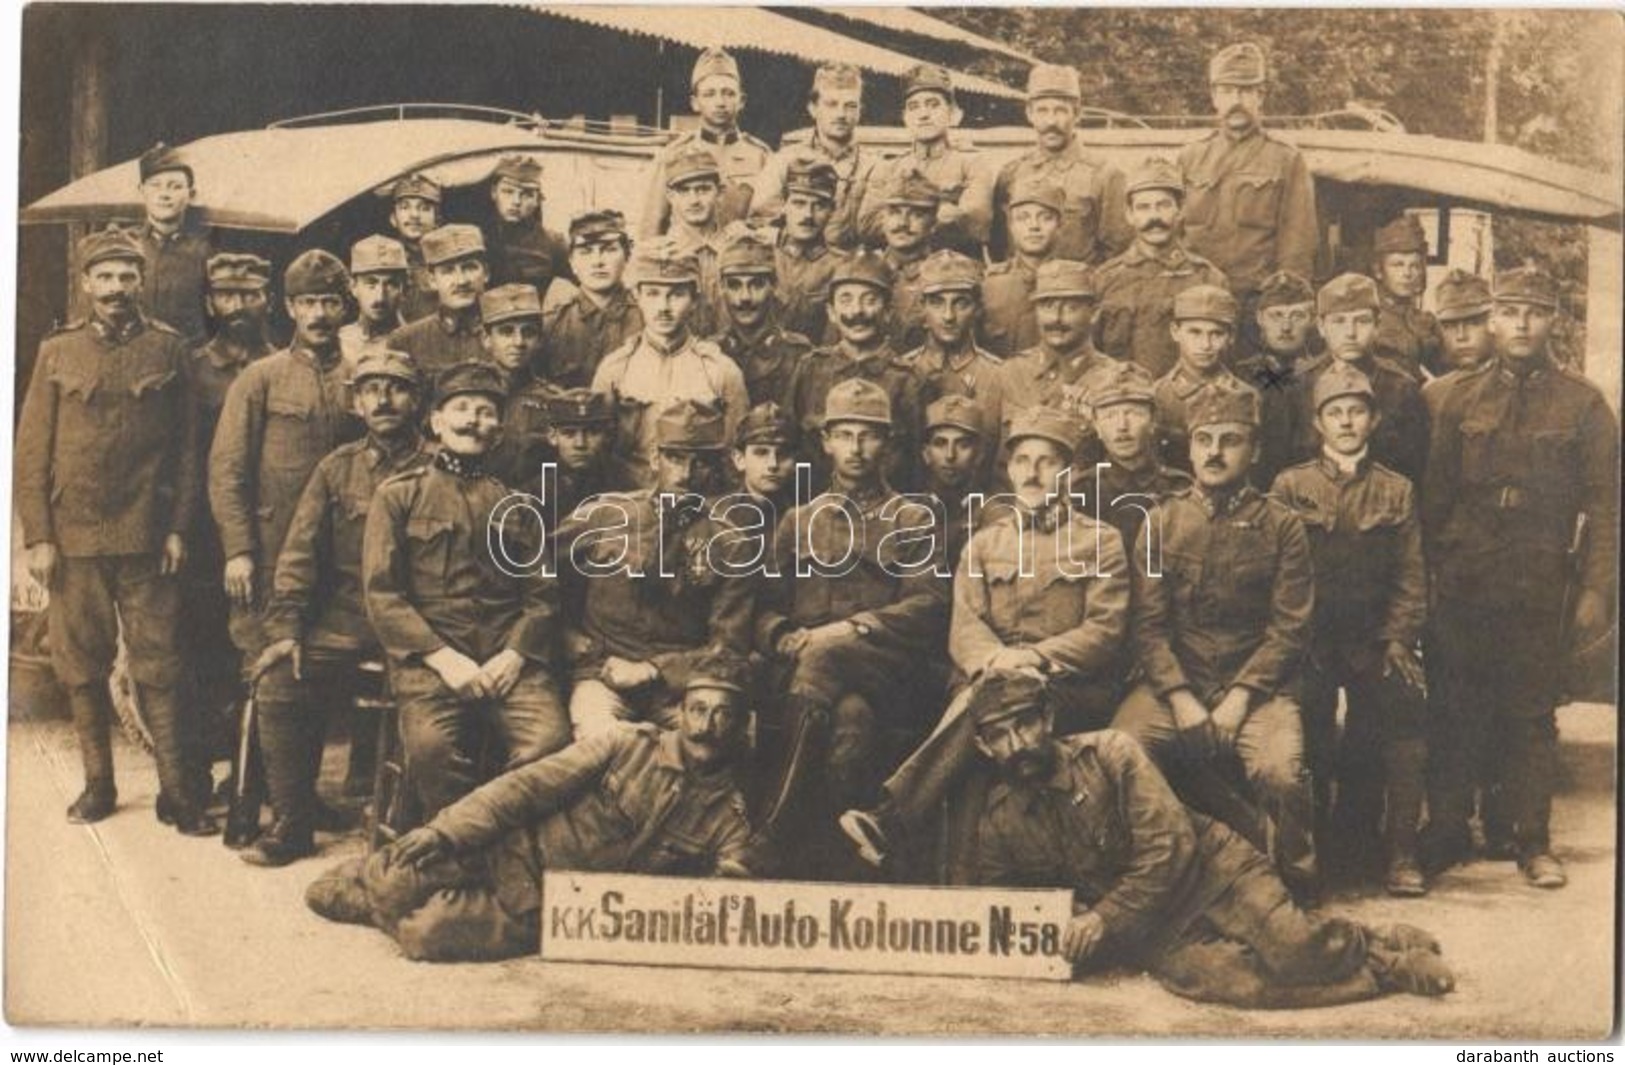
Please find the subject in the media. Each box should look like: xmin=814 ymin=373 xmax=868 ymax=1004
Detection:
xmin=15 ymin=39 xmax=1617 ymax=1008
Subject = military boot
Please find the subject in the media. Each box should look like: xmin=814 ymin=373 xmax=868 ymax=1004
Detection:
xmin=138 ymin=683 xmax=220 ymax=837
xmin=305 ymin=858 xmax=374 ymax=926
xmin=242 ymin=817 xmax=316 ymax=867
xmin=65 ymin=686 xmax=117 ymax=824
xmin=1383 ymin=739 xmax=1428 ymax=897
xmin=1367 ymin=942 xmax=1456 ymax=997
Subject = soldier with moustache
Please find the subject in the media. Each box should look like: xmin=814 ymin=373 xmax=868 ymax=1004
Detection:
xmin=1369 ymin=215 xmax=1443 ymax=382
xmin=339 ymin=235 xmax=409 ymax=372
xmin=995 ymin=260 xmax=1114 ymax=444
xmin=750 ymin=63 xmax=873 ymax=250
xmin=535 ymin=209 xmax=642 ymax=391
xmin=981 ymin=179 xmax=1066 ymax=358
xmin=770 ymin=157 xmax=849 ymax=344
xmin=899 ymin=250 xmax=1007 ymax=442
xmin=710 ymin=229 xmax=814 ymax=407
xmin=876 ymin=172 xmax=944 ymax=354
xmin=382 ymin=172 xmax=445 ymax=324
xmin=482 ymin=155 xmax=571 ymax=300
xmin=388 ymin=224 xmax=491 ymax=383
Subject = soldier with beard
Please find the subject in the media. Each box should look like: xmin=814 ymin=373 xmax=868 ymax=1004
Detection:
xmin=339 ymin=236 xmax=409 ymax=372
xmin=1369 ymin=215 xmax=1443 ymax=382
xmin=482 ymin=155 xmax=571 ymax=300
xmin=388 ymin=225 xmax=491 ymax=382
xmin=710 ymin=230 xmax=814 ymax=407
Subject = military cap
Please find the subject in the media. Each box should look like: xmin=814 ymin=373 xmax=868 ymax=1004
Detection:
xmin=283 ymin=249 xmax=350 ymax=297
xmin=718 ymin=231 xmax=777 ymax=278
xmin=388 ymin=172 xmax=443 ymax=205
xmin=1030 ymin=259 xmax=1096 ymax=302
xmin=1172 ymin=283 xmax=1238 ymax=326
xmin=1125 ymin=157 xmax=1185 ymax=201
xmin=828 ymin=249 xmax=894 ymax=295
xmin=351 ymin=350 xmax=422 ymax=389
xmin=204 ymin=252 xmax=271 ymax=291
xmin=784 ymin=156 xmax=840 ymax=203
xmin=1317 ymin=273 xmax=1381 ymax=316
xmin=1087 ymin=360 xmax=1157 ymax=410
xmin=1256 ymin=270 xmax=1315 ymax=311
xmin=1493 ymin=266 xmax=1559 ymax=309
xmin=822 ymin=378 xmax=893 ymax=428
xmin=1372 ymin=214 xmax=1428 ymax=257
xmin=1006 ymin=176 xmax=1066 ymax=215
xmin=350 ymin=234 xmax=409 ymax=276
xmin=78 ymin=226 xmax=146 ymax=272
xmin=883 ymin=171 xmax=943 ymax=210
xmin=1026 ymin=63 xmax=1082 ymax=102
xmin=491 ymin=154 xmax=543 ymax=189
xmin=919 ymin=249 xmax=984 ymax=294
xmin=736 ymin=401 xmax=798 ymax=448
xmin=1005 ymin=405 xmax=1081 ymax=456
xmin=903 ymin=63 xmax=956 ymax=101
xmin=568 ymin=209 xmax=628 ymax=247
xmin=666 ymin=145 xmax=723 ymax=189
xmin=420 ymin=224 xmax=487 ymax=267
xmin=1209 ymin=42 xmax=1268 ymax=86
xmin=813 ymin=63 xmax=863 ymax=95
xmin=479 ymin=283 xmax=543 ymax=325
xmin=1187 ymin=380 xmax=1261 ymax=430
xmin=1434 ymin=268 xmax=1493 ymax=323
xmin=968 ymin=670 xmax=1048 ymax=729
xmin=434 ymin=361 xmax=506 ymax=409
xmin=139 ymin=142 xmax=192 ymax=184
xmin=925 ymin=394 xmax=987 ymax=438
xmin=546 ymin=387 xmax=615 ymax=427
xmin=655 ymin=398 xmax=728 ymax=451
xmin=1312 ymin=363 xmax=1376 ymax=412
xmin=627 ymin=239 xmax=701 ymax=287
xmin=686 ymin=648 xmax=753 ymax=696
xmin=691 ymin=46 xmax=741 ymax=88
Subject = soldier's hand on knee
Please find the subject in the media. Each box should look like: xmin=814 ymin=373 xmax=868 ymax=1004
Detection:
xmin=160 ymin=533 xmax=187 ymax=576
xmin=394 ymin=826 xmax=450 ymax=869
xmin=25 ymin=542 xmax=57 ymax=588
xmin=252 ymin=638 xmax=302 ymax=683
xmin=1209 ymin=687 xmax=1252 ymax=750
xmin=478 ymin=649 xmax=526 ymax=699
xmin=1062 ymin=910 xmax=1106 ymax=965
xmin=223 ymin=554 xmax=256 ymax=607
xmin=1169 ymin=689 xmax=1215 ymax=758
xmin=425 ymin=646 xmax=486 ymax=698
xmin=1382 ymin=640 xmax=1427 ymax=693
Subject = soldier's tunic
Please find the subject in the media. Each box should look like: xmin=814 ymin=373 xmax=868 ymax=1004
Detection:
xmin=550 ymin=454 xmax=638 ymax=523
xmin=1231 ymin=346 xmax=1314 ymax=489
xmin=1286 ymin=354 xmax=1429 ymax=483
xmin=666 ymin=222 xmax=727 ymax=339
xmin=536 ymin=285 xmax=642 ymax=391
xmin=1082 ymin=459 xmax=1193 ymax=577
xmin=782 ymin=341 xmax=923 ymax=492
xmin=712 ymin=308 xmax=814 ymax=407
xmin=996 ymin=342 xmax=1114 ymax=455
xmin=363 ymin=457 xmax=570 ymax=818
xmin=344 ymin=726 xmax=752 ymax=961
xmin=339 ymin=314 xmax=405 ymax=374
xmin=775 ymin=239 xmax=847 ymax=344
xmin=388 ymin=308 xmax=487 ymax=382
xmin=639 ymin=126 xmax=772 ymax=239
xmin=590 ymin=333 xmax=749 ymax=489
xmin=885 ymin=250 xmax=929 ymax=354
xmin=1177 ymin=129 xmax=1318 ymax=297
xmin=855 ymin=141 xmax=995 ymax=252
xmin=1094 ymin=243 xmax=1229 ymax=378
xmin=898 ymin=339 xmax=1007 ymax=436
xmin=750 ymin=134 xmax=875 ymax=249
xmin=979 ymin=257 xmax=1041 ymax=358
xmin=400 ymin=242 xmax=439 ymax=324
xmin=486 ymin=218 xmax=571 ymax=300
xmin=1374 ymin=290 xmax=1443 ymax=382
xmin=485 ymin=370 xmax=555 ymax=489
xmin=991 ymin=141 xmax=1132 ymax=263
xmin=1419 ymin=360 xmax=1491 ymax=418
xmin=1151 ymin=363 xmax=1256 ymax=471
xmin=135 ymin=219 xmax=214 ymax=343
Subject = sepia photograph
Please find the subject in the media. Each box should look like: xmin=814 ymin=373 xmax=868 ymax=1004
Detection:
xmin=3 ymin=2 xmax=1621 ymax=1042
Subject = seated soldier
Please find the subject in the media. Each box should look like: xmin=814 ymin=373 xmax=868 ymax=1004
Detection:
xmin=1151 ymin=283 xmax=1256 ymax=471
xmin=541 ymin=388 xmax=635 ymax=519
xmin=305 ymin=654 xmax=756 ymax=963
xmin=1080 ymin=360 xmax=1192 ymax=567
xmin=731 ymin=401 xmax=800 ymax=516
xmin=918 ymin=394 xmax=993 ymax=569
xmin=965 ymin=672 xmax=1454 ymax=1007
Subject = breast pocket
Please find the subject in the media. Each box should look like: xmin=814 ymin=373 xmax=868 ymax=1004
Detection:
xmin=405 ymin=516 xmax=456 ymax=587
xmin=1214 ymin=527 xmax=1276 ymax=627
xmin=1458 ymin=421 xmax=1497 ymax=485
xmin=1233 ymin=173 xmax=1281 ymax=230
xmin=1184 ymin=178 xmax=1219 ymax=229
xmin=264 ymin=396 xmax=316 ymax=471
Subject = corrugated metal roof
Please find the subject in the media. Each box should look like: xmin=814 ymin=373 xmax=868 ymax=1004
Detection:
xmin=812 ymin=7 xmax=1040 ymax=65
xmin=532 ymin=5 xmax=1023 ymax=100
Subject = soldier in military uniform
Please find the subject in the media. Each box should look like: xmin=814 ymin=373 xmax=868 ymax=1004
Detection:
xmin=899 ymin=250 xmax=1007 ymax=446
xmin=16 ymin=228 xmax=214 ymax=832
xmin=710 ymin=229 xmax=814 ymax=407
xmin=482 ymin=155 xmax=571 ymax=300
xmin=1271 ymin=365 xmax=1429 ymax=896
xmin=591 ymin=244 xmax=749 ymax=489
xmin=305 ymin=654 xmax=757 ymax=962
xmin=1113 ymin=381 xmax=1319 ymax=898
xmin=127 ymin=143 xmax=214 ymax=344
xmin=1421 ymin=269 xmax=1495 ymax=416
xmin=731 ymin=401 xmax=800 ymax=515
xmin=559 ymin=400 xmax=756 ymax=739
xmin=639 ymin=47 xmax=771 ymax=239
xmin=539 ymin=388 xmax=635 ymax=519
xmin=991 ymin=64 xmax=1131 ymax=264
xmin=996 ymin=260 xmax=1113 ymax=445
xmin=1094 ymin=157 xmax=1229 ymax=378
xmin=661 ymin=149 xmax=730 ymax=337
xmin=876 ymin=172 xmax=944 ymax=353
xmin=1082 ymin=360 xmax=1193 ymax=567
xmin=771 ymin=158 xmax=848 ymax=344
xmin=782 ymin=250 xmax=923 ymax=492
xmin=1287 ymin=274 xmax=1429 ymax=482
xmin=363 ymin=362 xmax=570 ymax=819
xmin=535 ymin=209 xmax=642 ymax=390
xmin=840 ymin=406 xmax=1130 ymax=875
xmin=980 ymin=179 xmax=1065 ymax=357
xmin=750 ymin=63 xmax=873 ymax=250
xmin=916 ymin=394 xmax=992 ymax=570
xmin=383 ymin=172 xmax=444 ymax=324
xmin=1152 ymin=284 xmax=1257 ymax=470
xmin=388 ymin=224 xmax=491 ymax=382
xmin=753 ymin=380 xmax=950 ymax=877
xmin=1421 ymin=268 xmax=1618 ymax=888
xmin=965 ymin=674 xmax=1454 ymax=1007
xmin=854 ymin=63 xmax=994 ymax=253
xmin=339 ymin=235 xmax=409 ymax=372
xmin=1178 ymin=44 xmax=1318 ymax=321
xmin=479 ymin=284 xmax=553 ymax=487
xmin=245 ymin=352 xmax=433 ymax=867
xmin=1232 ymin=270 xmax=1318 ymax=488
xmin=1369 ymin=215 xmax=1443 ymax=382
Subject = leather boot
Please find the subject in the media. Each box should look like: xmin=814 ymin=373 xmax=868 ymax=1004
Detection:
xmin=65 ymin=686 xmax=117 ymax=822
xmin=241 ymin=816 xmax=316 ymax=867
xmin=1383 ymin=739 xmax=1428 ymax=897
xmin=138 ymin=683 xmax=220 ymax=837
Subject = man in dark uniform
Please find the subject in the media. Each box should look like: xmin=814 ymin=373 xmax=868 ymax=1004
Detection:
xmin=478 ymin=284 xmax=552 ymax=487
xmin=540 ymin=388 xmax=634 ymax=518
xmin=339 ymin=235 xmax=409 ymax=372
xmin=1421 ymin=267 xmax=1618 ymax=888
xmin=1271 ymin=365 xmax=1429 ymax=896
xmin=771 ymin=157 xmax=848 ymax=344
xmin=710 ymin=229 xmax=813 ymax=407
xmin=1082 ymin=359 xmax=1192 ymax=565
xmin=1369 ymin=215 xmax=1443 ymax=382
xmin=750 ymin=63 xmax=873 ymax=250
xmin=1421 ymin=268 xmax=1495 ymax=415
xmin=305 ymin=654 xmax=757 ymax=962
xmin=966 ymin=673 xmax=1454 ymax=1006
xmin=916 ymin=394 xmax=992 ymax=569
xmin=482 ymin=155 xmax=571 ymax=300
xmin=1232 ymin=270 xmax=1318 ymax=488
xmin=17 ymin=227 xmax=213 ymax=832
xmin=995 ymin=259 xmax=1113 ymax=443
xmin=536 ymin=209 xmax=641 ymax=390
xmin=661 ymin=148 xmax=729 ymax=337
xmin=992 ymin=63 xmax=1131 ymax=264
xmin=245 ymin=351 xmax=433 ymax=866
xmin=980 ymin=179 xmax=1064 ymax=358
xmin=1178 ymin=44 xmax=1318 ymax=320
xmin=1152 ymin=284 xmax=1256 ymax=470
xmin=127 ymin=143 xmax=213 ymax=344
xmin=877 ymin=173 xmax=943 ymax=353
xmin=388 ymin=224 xmax=491 ymax=382
xmin=362 ymin=362 xmax=570 ymax=819
xmin=899 ymin=249 xmax=1006 ymax=441
xmin=730 ymin=401 xmax=800 ymax=515
xmin=1094 ymin=158 xmax=1229 ymax=378
xmin=384 ymin=172 xmax=444 ymax=324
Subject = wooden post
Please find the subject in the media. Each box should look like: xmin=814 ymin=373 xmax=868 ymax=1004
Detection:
xmin=66 ymin=24 xmax=111 ymax=301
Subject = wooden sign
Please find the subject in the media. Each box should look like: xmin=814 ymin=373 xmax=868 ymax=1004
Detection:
xmin=539 ymin=871 xmax=1074 ymax=981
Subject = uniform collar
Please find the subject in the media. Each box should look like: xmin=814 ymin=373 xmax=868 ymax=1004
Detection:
xmin=292 ymin=341 xmax=343 ymax=370
xmin=1192 ymin=481 xmax=1257 ymax=518
xmin=356 ymin=312 xmax=404 ymax=340
xmin=1498 ymin=352 xmax=1554 ymax=381
xmin=989 ymin=741 xmax=1086 ymax=811
xmin=1122 ymin=240 xmax=1190 ymax=268
xmin=200 ymin=333 xmax=271 ymax=368
xmin=143 ymin=215 xmax=204 ymax=245
xmin=639 ymin=330 xmax=695 ymax=358
xmin=1031 ymin=138 xmax=1084 ymax=167
xmin=437 ymin=306 xmax=480 ymax=336
xmin=669 ymin=220 xmax=723 ymax=254
xmin=698 ymin=126 xmax=741 ymax=147
xmin=777 ymin=236 xmax=830 ymax=261
xmin=721 ymin=304 xmax=783 ymax=352
xmin=1317 ymin=447 xmax=1370 ymax=480
xmin=910 ymin=138 xmax=950 ymax=162
xmin=364 ymin=433 xmax=426 ymax=469
xmin=89 ymin=312 xmax=146 ymax=345
xmin=1169 ymin=361 xmax=1228 ymax=396
xmin=810 ymin=131 xmax=859 ymax=163
xmin=433 ymin=447 xmax=488 ymax=480
xmin=835 ymin=338 xmax=897 ymax=372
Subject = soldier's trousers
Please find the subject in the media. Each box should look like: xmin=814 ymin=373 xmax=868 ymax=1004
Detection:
xmin=391 ymin=662 xmax=570 ymax=820
xmin=1427 ymin=599 xmax=1563 ymax=857
xmin=256 ymin=645 xmax=370 ymax=827
xmin=1113 ymin=683 xmax=1317 ymax=889
xmin=347 ymin=845 xmax=537 ymax=962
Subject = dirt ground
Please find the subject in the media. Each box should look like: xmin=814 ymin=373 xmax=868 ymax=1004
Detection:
xmin=3 ymin=702 xmax=1616 ymax=1039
